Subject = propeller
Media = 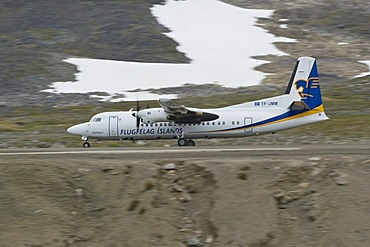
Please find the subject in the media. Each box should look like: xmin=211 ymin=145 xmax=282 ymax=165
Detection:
xmin=136 ymin=99 xmax=140 ymax=129
xmin=132 ymin=100 xmax=151 ymax=129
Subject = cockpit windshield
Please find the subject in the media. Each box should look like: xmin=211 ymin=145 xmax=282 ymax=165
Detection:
xmin=90 ymin=117 xmax=102 ymax=122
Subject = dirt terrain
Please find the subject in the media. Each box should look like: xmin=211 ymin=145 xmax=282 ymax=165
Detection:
xmin=0 ymin=147 xmax=369 ymax=247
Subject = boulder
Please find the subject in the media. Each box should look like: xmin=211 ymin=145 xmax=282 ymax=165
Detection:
xmin=163 ymin=163 xmax=177 ymax=170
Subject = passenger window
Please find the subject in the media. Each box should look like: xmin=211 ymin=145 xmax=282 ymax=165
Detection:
xmin=232 ymin=121 xmax=235 ymax=125
xmin=237 ymin=121 xmax=240 ymax=125
xmin=160 ymin=123 xmax=162 ymax=127
xmin=212 ymin=122 xmax=215 ymax=125
xmin=223 ymin=121 xmax=225 ymax=125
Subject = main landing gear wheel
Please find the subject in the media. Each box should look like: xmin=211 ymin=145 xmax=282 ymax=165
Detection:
xmin=178 ymin=138 xmax=187 ymax=146
xmin=187 ymin=139 xmax=195 ymax=146
xmin=177 ymin=138 xmax=196 ymax=146
xmin=83 ymin=142 xmax=90 ymax=148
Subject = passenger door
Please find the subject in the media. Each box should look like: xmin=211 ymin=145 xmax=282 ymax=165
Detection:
xmin=109 ymin=116 xmax=119 ymax=137
xmin=244 ymin=117 xmax=253 ymax=133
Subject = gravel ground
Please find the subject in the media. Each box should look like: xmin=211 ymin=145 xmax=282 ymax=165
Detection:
xmin=0 ymin=149 xmax=369 ymax=246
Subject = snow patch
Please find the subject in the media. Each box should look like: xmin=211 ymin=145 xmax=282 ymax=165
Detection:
xmin=279 ymin=24 xmax=288 ymax=29
xmin=354 ymin=61 xmax=370 ymax=78
xmin=89 ymin=91 xmax=177 ymax=102
xmin=43 ymin=0 xmax=296 ymax=101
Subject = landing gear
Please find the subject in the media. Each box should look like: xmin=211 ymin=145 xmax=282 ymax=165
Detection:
xmin=81 ymin=136 xmax=90 ymax=148
xmin=187 ymin=139 xmax=195 ymax=146
xmin=172 ymin=123 xmax=195 ymax=146
xmin=177 ymin=138 xmax=196 ymax=146
xmin=178 ymin=138 xmax=187 ymax=146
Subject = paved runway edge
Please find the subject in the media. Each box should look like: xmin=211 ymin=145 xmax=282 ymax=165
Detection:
xmin=0 ymin=147 xmax=301 ymax=156
xmin=0 ymin=145 xmax=368 ymax=156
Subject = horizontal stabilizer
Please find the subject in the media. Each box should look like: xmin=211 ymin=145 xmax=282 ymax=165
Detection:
xmin=289 ymin=101 xmax=311 ymax=111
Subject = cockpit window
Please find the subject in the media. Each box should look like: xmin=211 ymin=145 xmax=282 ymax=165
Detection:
xmin=90 ymin=117 xmax=102 ymax=122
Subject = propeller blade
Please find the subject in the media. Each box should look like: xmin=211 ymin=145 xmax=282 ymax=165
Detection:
xmin=136 ymin=99 xmax=140 ymax=129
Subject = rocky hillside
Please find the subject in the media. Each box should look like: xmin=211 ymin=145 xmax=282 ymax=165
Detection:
xmin=0 ymin=0 xmax=369 ymax=106
xmin=0 ymin=0 xmax=188 ymax=106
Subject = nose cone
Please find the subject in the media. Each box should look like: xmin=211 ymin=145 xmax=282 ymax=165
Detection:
xmin=67 ymin=123 xmax=88 ymax=136
xmin=67 ymin=126 xmax=76 ymax=135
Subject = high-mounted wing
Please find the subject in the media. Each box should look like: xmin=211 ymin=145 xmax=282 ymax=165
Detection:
xmin=158 ymin=98 xmax=190 ymax=115
xmin=158 ymin=98 xmax=219 ymax=124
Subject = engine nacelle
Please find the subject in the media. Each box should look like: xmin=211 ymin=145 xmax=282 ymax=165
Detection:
xmin=135 ymin=108 xmax=219 ymax=124
xmin=137 ymin=108 xmax=170 ymax=124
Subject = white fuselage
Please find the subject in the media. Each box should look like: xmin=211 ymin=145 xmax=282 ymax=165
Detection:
xmin=67 ymin=104 xmax=328 ymax=141
xmin=66 ymin=57 xmax=329 ymax=147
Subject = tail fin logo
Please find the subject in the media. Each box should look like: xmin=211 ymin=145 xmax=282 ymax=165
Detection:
xmin=295 ymin=78 xmax=319 ymax=99
xmin=294 ymin=76 xmax=322 ymax=109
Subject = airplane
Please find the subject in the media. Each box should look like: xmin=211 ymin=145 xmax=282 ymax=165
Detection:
xmin=67 ymin=57 xmax=328 ymax=148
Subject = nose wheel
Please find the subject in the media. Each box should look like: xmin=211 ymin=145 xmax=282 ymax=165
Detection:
xmin=83 ymin=142 xmax=90 ymax=148
xmin=81 ymin=136 xmax=90 ymax=148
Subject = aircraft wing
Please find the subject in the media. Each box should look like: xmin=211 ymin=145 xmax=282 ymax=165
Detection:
xmin=158 ymin=98 xmax=219 ymax=123
xmin=158 ymin=98 xmax=192 ymax=114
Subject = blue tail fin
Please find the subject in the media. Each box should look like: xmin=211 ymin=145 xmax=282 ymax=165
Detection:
xmin=286 ymin=57 xmax=323 ymax=110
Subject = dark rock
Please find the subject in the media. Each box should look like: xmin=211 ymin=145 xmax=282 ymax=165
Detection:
xmin=185 ymin=235 xmax=202 ymax=246
xmin=102 ymin=168 xmax=113 ymax=172
xmin=335 ymin=178 xmax=348 ymax=186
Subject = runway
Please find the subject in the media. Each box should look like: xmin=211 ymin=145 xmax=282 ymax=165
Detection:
xmin=0 ymin=144 xmax=368 ymax=159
